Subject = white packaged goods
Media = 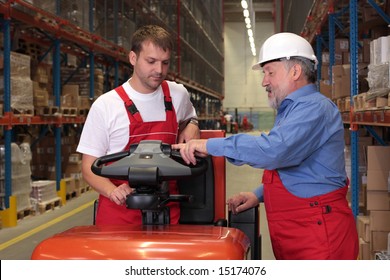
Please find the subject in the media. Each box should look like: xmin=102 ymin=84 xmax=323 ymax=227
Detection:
xmin=11 ymin=77 xmax=34 ymax=114
xmin=31 ymin=180 xmax=57 ymax=202
xmin=370 ymin=35 xmax=390 ymax=65
xmin=0 ymin=143 xmax=34 ymax=212
xmin=367 ymin=63 xmax=390 ymax=96
xmin=10 ymin=51 xmax=31 ymax=78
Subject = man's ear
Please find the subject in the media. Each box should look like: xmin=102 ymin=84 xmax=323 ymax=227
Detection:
xmin=292 ymin=64 xmax=302 ymax=80
xmin=129 ymin=51 xmax=137 ymax=66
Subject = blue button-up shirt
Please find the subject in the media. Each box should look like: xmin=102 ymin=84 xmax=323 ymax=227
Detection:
xmin=207 ymin=84 xmax=347 ymax=202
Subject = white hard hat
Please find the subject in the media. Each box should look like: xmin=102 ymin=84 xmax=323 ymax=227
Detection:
xmin=252 ymin=32 xmax=318 ymax=70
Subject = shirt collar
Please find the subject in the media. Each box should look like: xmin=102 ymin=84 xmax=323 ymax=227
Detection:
xmin=278 ymin=84 xmax=317 ymax=112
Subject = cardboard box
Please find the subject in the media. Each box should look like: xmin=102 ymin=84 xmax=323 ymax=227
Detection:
xmin=65 ymin=161 xmax=82 ymax=179
xmin=78 ymin=96 xmax=91 ymax=108
xmin=357 ymin=215 xmax=370 ymax=242
xmin=359 ymin=238 xmax=371 ymax=260
xmin=367 ymin=169 xmax=390 ymax=191
xmin=369 ymin=210 xmax=390 ymax=231
xmin=366 ymin=191 xmax=390 ymax=210
xmin=367 ymin=146 xmax=390 ymax=191
xmin=332 ymin=64 xmax=344 ymax=77
xmin=332 ymin=65 xmax=351 ymax=99
xmin=370 ymin=231 xmax=389 ymax=253
xmin=335 ymin=38 xmax=349 ymax=53
xmin=367 ymin=146 xmax=390 ymax=170
xmin=68 ymin=153 xmax=81 ymax=163
xmin=362 ymin=4 xmax=383 ymax=22
xmin=320 ymin=80 xmax=332 ymax=99
xmin=61 ymin=94 xmax=79 ymax=107
xmin=62 ymin=84 xmax=79 ymax=96
xmin=321 ymin=65 xmax=330 ymax=80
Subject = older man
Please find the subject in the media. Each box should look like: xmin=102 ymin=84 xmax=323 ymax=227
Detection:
xmin=173 ymin=32 xmax=358 ymax=260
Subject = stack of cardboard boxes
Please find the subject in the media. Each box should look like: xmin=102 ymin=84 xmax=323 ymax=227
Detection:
xmin=319 ymin=38 xmax=369 ymax=107
xmin=357 ymin=146 xmax=390 ymax=259
xmin=64 ymin=152 xmax=88 ymax=197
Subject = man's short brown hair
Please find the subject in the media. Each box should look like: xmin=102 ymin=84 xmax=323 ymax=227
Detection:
xmin=131 ymin=25 xmax=173 ymax=55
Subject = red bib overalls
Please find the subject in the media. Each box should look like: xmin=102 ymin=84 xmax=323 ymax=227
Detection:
xmin=262 ymin=169 xmax=359 ymax=260
xmin=95 ymin=81 xmax=180 ymax=225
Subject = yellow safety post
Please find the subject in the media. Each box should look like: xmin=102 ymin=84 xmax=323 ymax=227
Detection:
xmin=0 ymin=195 xmax=17 ymax=227
xmin=58 ymin=179 xmax=67 ymax=206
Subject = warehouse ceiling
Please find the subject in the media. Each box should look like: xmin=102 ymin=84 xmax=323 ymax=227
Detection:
xmin=223 ymin=0 xmax=274 ymax=22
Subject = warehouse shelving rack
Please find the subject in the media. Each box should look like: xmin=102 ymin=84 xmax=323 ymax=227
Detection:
xmin=301 ymin=0 xmax=390 ymax=217
xmin=0 ymin=0 xmax=224 ymax=227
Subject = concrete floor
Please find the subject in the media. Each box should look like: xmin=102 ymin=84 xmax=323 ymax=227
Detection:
xmin=0 ymin=131 xmax=275 ymax=260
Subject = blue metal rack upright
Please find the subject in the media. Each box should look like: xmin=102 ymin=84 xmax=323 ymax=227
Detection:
xmin=325 ymin=5 xmax=361 ymax=217
xmin=349 ymin=0 xmax=359 ymax=218
xmin=2 ymin=17 xmax=12 ymax=211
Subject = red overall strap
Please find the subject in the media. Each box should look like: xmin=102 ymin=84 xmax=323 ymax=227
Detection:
xmin=161 ymin=80 xmax=174 ymax=119
xmin=262 ymin=169 xmax=358 ymax=260
xmin=115 ymin=85 xmax=143 ymax=123
xmin=95 ymin=81 xmax=179 ymax=226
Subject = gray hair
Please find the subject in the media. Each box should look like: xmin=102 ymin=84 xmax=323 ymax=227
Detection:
xmin=281 ymin=57 xmax=317 ymax=83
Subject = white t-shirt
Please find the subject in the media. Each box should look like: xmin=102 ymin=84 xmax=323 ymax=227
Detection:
xmin=224 ymin=114 xmax=233 ymax=122
xmin=76 ymin=79 xmax=197 ymax=157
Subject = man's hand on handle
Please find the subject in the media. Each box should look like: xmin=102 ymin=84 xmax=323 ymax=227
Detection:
xmin=227 ymin=192 xmax=260 ymax=215
xmin=172 ymin=139 xmax=208 ymax=165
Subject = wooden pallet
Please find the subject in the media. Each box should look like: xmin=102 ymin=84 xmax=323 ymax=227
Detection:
xmin=61 ymin=107 xmax=77 ymax=117
xmin=76 ymin=184 xmax=91 ymax=195
xmin=355 ymin=91 xmax=390 ymax=111
xmin=66 ymin=191 xmax=78 ymax=201
xmin=38 ymin=197 xmax=62 ymax=214
xmin=20 ymin=41 xmax=44 ymax=61
xmin=17 ymin=207 xmax=35 ymax=220
xmin=78 ymin=108 xmax=90 ymax=117
xmin=12 ymin=108 xmax=34 ymax=116
xmin=34 ymin=106 xmax=60 ymax=116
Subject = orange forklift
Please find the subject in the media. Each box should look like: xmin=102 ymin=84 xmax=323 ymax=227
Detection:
xmin=31 ymin=131 xmax=261 ymax=260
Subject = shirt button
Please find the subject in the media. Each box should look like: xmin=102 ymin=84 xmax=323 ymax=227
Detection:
xmin=317 ymin=220 xmax=322 ymax=225
xmin=314 ymin=201 xmax=319 ymax=205
xmin=310 ymin=203 xmax=314 ymax=207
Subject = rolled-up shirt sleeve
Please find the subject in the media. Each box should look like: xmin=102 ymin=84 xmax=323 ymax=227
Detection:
xmin=253 ymin=185 xmax=264 ymax=202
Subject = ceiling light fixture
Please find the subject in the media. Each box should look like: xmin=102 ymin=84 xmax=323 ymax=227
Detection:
xmin=241 ymin=0 xmax=256 ymax=56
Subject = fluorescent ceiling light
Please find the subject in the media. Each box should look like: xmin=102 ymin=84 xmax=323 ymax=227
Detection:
xmin=242 ymin=0 xmax=256 ymax=57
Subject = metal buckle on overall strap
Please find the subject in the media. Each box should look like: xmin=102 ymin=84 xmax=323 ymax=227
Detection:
xmin=125 ymin=101 xmax=139 ymax=115
xmin=322 ymin=205 xmax=332 ymax=214
xmin=164 ymin=99 xmax=173 ymax=111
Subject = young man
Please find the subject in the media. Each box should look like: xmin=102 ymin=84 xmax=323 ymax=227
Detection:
xmin=77 ymin=25 xmax=199 ymax=225
xmin=173 ymin=32 xmax=358 ymax=260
